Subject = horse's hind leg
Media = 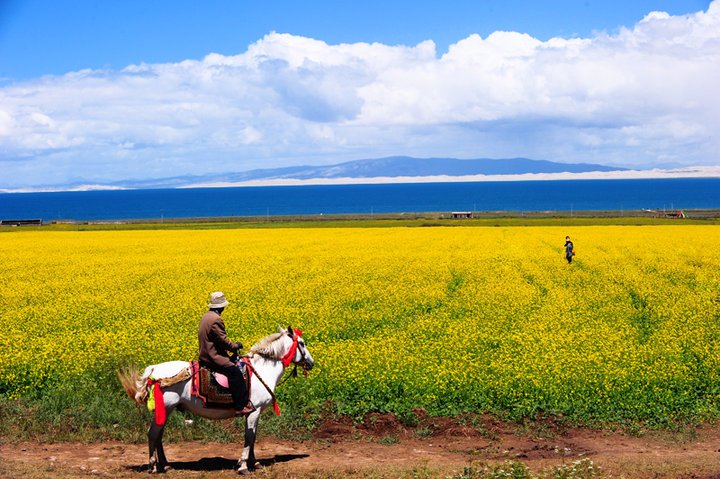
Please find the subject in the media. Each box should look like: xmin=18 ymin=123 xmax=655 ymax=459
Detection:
xmin=147 ymin=422 xmax=165 ymax=474
xmin=156 ymin=425 xmax=171 ymax=471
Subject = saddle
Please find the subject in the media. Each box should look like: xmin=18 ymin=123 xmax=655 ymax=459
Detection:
xmin=190 ymin=360 xmax=252 ymax=409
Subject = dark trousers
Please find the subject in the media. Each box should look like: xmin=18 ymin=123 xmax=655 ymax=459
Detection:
xmin=208 ymin=363 xmax=249 ymax=410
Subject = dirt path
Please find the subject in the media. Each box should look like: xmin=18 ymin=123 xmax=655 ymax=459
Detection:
xmin=3 ymin=416 xmax=720 ymax=478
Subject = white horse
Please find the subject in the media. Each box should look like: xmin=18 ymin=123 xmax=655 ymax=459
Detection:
xmin=119 ymin=326 xmax=314 ymax=475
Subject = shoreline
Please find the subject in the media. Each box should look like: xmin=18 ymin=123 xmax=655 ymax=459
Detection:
xmin=2 ymin=165 xmax=720 ymax=193
xmin=2 ymin=208 xmax=717 ymax=228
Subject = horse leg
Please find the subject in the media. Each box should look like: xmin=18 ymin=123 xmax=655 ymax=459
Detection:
xmin=147 ymin=421 xmax=165 ymax=474
xmin=238 ymin=410 xmax=262 ymax=475
xmin=247 ymin=410 xmax=263 ymax=470
xmin=156 ymin=424 xmax=171 ymax=471
xmin=154 ymin=405 xmax=177 ymax=472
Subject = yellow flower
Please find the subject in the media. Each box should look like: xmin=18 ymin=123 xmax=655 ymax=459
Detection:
xmin=1 ymin=225 xmax=719 ymax=421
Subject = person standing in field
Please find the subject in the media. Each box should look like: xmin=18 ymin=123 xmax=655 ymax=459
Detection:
xmin=198 ymin=291 xmax=255 ymax=416
xmin=564 ymin=236 xmax=574 ymax=263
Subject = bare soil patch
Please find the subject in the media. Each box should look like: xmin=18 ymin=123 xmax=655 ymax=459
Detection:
xmin=2 ymin=414 xmax=720 ymax=478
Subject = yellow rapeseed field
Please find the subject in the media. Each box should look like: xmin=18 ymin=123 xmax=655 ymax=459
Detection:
xmin=1 ymin=225 xmax=719 ymax=422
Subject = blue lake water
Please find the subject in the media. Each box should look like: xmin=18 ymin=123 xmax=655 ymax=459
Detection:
xmin=1 ymin=178 xmax=719 ymax=221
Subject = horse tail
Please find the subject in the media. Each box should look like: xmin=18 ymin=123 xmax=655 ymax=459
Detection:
xmin=117 ymin=365 xmax=154 ymax=405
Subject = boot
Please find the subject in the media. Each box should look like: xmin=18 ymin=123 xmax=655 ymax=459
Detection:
xmin=234 ymin=401 xmax=256 ymax=416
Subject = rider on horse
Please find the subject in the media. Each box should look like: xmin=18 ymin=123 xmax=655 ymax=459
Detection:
xmin=198 ymin=292 xmax=255 ymax=416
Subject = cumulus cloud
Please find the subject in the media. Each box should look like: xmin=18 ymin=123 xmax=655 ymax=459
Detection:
xmin=1 ymin=2 xmax=719 ymax=188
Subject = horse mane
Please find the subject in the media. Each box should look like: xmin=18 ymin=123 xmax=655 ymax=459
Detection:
xmin=249 ymin=332 xmax=286 ymax=360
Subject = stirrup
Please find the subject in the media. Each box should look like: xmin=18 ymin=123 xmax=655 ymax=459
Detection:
xmin=234 ymin=402 xmax=256 ymax=416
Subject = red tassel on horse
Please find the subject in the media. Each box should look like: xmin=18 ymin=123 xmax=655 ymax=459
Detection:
xmin=152 ymin=381 xmax=166 ymax=425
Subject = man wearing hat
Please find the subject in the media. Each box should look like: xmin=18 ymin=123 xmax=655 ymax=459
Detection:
xmin=198 ymin=292 xmax=255 ymax=415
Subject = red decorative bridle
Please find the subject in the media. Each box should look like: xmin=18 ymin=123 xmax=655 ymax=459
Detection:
xmin=280 ymin=329 xmax=304 ymax=368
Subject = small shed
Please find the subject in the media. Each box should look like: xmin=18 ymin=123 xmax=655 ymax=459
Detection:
xmin=451 ymin=212 xmax=473 ymax=219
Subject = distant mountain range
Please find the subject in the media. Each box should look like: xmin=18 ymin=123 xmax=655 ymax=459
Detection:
xmin=98 ymin=156 xmax=626 ymax=190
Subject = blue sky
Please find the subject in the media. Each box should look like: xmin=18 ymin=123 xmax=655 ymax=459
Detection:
xmin=0 ymin=0 xmax=718 ymax=190
xmin=0 ymin=0 xmax=709 ymax=81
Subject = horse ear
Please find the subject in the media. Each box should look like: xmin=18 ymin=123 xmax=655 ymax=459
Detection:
xmin=278 ymin=324 xmax=285 ymax=333
xmin=287 ymin=325 xmax=294 ymax=337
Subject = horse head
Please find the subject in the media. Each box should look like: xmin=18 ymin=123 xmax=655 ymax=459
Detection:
xmin=279 ymin=325 xmax=314 ymax=372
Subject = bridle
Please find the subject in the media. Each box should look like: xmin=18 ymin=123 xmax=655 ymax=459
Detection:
xmin=280 ymin=329 xmax=309 ymax=379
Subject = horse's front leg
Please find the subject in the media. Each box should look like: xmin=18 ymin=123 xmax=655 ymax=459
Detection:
xmin=237 ymin=410 xmax=262 ymax=475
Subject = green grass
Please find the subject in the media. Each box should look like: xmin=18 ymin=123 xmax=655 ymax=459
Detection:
xmin=450 ymin=459 xmax=605 ymax=479
xmin=0 ymin=369 xmax=326 ymax=444
xmin=0 ymin=377 xmax=238 ymax=444
xmin=1 ymin=210 xmax=718 ymax=233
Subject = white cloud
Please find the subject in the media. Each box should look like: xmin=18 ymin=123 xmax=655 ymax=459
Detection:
xmin=1 ymin=2 xmax=719 ymax=188
xmin=0 ymin=109 xmax=16 ymax=136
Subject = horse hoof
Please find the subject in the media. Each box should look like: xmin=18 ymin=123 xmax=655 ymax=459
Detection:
xmin=254 ymin=461 xmax=264 ymax=470
xmin=237 ymin=467 xmax=251 ymax=475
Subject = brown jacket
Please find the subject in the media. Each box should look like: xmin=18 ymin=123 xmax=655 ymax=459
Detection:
xmin=198 ymin=310 xmax=239 ymax=369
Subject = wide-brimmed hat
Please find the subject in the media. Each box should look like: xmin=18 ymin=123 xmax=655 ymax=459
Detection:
xmin=208 ymin=291 xmax=229 ymax=309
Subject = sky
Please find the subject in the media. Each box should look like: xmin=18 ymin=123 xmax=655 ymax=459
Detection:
xmin=0 ymin=0 xmax=718 ymax=190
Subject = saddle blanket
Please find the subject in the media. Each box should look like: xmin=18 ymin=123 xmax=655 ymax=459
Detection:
xmin=190 ymin=361 xmax=251 ymax=409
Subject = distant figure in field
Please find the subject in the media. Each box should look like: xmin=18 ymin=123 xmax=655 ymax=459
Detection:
xmin=564 ymin=236 xmax=574 ymax=263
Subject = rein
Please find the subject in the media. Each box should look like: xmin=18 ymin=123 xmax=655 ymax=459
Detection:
xmin=243 ymin=360 xmax=282 ymax=416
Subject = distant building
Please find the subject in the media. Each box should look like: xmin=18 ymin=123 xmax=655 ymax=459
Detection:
xmin=0 ymin=219 xmax=43 ymax=226
xmin=451 ymin=212 xmax=473 ymax=219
